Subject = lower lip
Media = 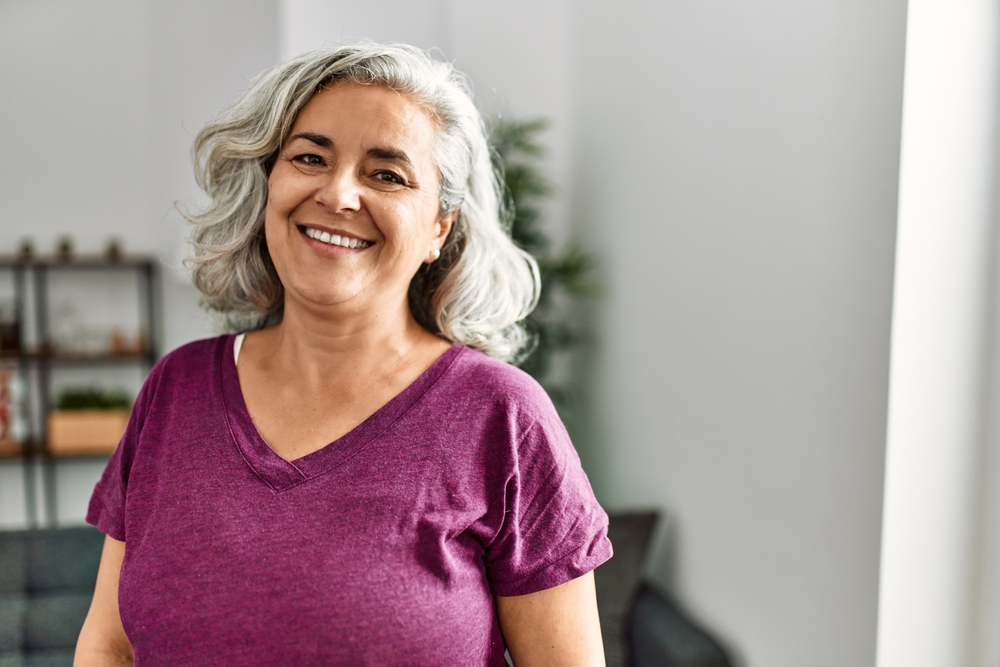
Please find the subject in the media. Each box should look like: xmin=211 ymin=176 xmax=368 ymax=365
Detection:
xmin=298 ymin=227 xmax=370 ymax=255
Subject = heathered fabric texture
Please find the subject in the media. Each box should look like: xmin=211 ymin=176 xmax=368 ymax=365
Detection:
xmin=87 ymin=335 xmax=611 ymax=666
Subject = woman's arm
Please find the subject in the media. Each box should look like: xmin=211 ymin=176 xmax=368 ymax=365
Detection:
xmin=496 ymin=571 xmax=606 ymax=667
xmin=74 ymin=535 xmax=134 ymax=667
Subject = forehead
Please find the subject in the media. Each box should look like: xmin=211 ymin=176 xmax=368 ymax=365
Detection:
xmin=289 ymin=82 xmax=439 ymax=157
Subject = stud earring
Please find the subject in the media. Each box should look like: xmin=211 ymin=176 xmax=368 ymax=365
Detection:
xmin=429 ymin=248 xmax=441 ymax=261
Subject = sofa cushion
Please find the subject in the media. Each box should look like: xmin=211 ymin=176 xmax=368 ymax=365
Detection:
xmin=26 ymin=529 xmax=103 ymax=592
xmin=0 ymin=654 xmax=25 ymax=667
xmin=24 ymin=594 xmax=91 ymax=651
xmin=0 ymin=536 xmax=26 ymax=594
xmin=0 ymin=527 xmax=103 ymax=662
xmin=25 ymin=650 xmax=75 ymax=667
xmin=0 ymin=595 xmax=26 ymax=652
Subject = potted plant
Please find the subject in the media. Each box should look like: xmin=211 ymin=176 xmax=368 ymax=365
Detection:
xmin=47 ymin=387 xmax=131 ymax=455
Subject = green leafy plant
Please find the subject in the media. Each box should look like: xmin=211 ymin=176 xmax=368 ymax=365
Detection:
xmin=491 ymin=118 xmax=596 ymax=406
xmin=56 ymin=388 xmax=131 ymax=411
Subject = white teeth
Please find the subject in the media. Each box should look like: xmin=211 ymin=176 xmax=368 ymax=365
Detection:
xmin=305 ymin=227 xmax=369 ymax=249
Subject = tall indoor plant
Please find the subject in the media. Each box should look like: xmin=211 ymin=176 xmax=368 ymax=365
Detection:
xmin=490 ymin=118 xmax=595 ymax=407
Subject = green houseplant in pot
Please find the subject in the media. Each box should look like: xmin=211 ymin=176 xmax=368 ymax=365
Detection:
xmin=48 ymin=387 xmax=131 ymax=455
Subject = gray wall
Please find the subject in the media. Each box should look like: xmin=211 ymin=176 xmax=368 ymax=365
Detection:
xmin=568 ymin=3 xmax=907 ymax=666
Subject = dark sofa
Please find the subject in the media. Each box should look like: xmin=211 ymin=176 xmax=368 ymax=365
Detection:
xmin=0 ymin=527 xmax=103 ymax=667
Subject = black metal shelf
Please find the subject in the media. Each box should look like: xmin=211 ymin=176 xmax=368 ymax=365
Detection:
xmin=0 ymin=254 xmax=157 ymax=270
xmin=0 ymin=255 xmax=160 ymax=526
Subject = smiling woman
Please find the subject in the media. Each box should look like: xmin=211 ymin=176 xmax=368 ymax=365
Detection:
xmin=73 ymin=43 xmax=611 ymax=667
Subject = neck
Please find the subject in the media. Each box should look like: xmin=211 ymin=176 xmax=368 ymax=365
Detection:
xmin=252 ymin=290 xmax=439 ymax=388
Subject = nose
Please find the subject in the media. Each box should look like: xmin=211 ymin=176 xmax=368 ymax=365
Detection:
xmin=315 ymin=168 xmax=362 ymax=213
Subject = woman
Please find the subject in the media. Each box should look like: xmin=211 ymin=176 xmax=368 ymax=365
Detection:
xmin=75 ymin=43 xmax=611 ymax=666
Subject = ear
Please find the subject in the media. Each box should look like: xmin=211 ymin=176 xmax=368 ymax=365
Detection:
xmin=432 ymin=208 xmax=458 ymax=247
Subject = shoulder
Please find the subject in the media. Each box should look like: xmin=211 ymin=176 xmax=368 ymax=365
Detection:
xmin=444 ymin=346 xmax=554 ymax=416
xmin=151 ymin=334 xmax=229 ymax=374
xmin=138 ymin=334 xmax=231 ymax=401
xmin=431 ymin=346 xmax=564 ymax=444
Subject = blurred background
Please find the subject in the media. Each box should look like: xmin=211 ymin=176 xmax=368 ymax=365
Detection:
xmin=1 ymin=1 xmax=999 ymax=665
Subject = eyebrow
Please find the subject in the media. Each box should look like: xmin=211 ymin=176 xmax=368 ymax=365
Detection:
xmin=286 ymin=134 xmax=413 ymax=168
xmin=288 ymin=132 xmax=332 ymax=148
xmin=367 ymin=147 xmax=413 ymax=167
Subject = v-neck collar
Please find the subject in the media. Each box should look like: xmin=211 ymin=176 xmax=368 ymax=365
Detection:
xmin=217 ymin=334 xmax=463 ymax=492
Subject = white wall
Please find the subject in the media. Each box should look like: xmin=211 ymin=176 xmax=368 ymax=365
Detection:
xmin=0 ymin=0 xmax=151 ymax=257
xmin=569 ymin=2 xmax=906 ymax=666
xmin=877 ymin=1 xmax=1000 ymax=665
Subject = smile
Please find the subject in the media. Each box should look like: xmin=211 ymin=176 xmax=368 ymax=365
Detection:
xmin=302 ymin=226 xmax=373 ymax=249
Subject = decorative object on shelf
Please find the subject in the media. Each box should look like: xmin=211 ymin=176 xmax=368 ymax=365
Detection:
xmin=105 ymin=237 xmax=123 ymax=262
xmin=56 ymin=235 xmax=74 ymax=262
xmin=108 ymin=328 xmax=129 ymax=355
xmin=0 ymin=299 xmax=21 ymax=354
xmin=490 ymin=118 xmax=596 ymax=408
xmin=132 ymin=329 xmax=149 ymax=354
xmin=47 ymin=387 xmax=131 ymax=456
xmin=18 ymin=238 xmax=34 ymax=262
xmin=50 ymin=299 xmax=83 ymax=354
xmin=48 ymin=301 xmax=146 ymax=357
xmin=0 ymin=364 xmax=28 ymax=456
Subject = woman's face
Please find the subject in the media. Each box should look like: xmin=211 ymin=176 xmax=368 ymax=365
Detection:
xmin=264 ymin=82 xmax=454 ymax=319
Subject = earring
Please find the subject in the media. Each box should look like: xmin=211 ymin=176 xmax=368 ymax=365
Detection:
xmin=429 ymin=248 xmax=441 ymax=261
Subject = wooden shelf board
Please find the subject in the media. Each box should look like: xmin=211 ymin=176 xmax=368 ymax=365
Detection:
xmin=0 ymin=446 xmax=116 ymax=460
xmin=46 ymin=449 xmax=116 ymax=459
xmin=0 ymin=351 xmax=151 ymax=365
xmin=0 ymin=254 xmax=156 ymax=269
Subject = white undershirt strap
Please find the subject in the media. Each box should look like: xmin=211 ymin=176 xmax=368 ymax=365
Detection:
xmin=234 ymin=333 xmax=246 ymax=365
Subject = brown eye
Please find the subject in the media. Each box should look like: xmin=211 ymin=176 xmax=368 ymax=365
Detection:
xmin=374 ymin=170 xmax=404 ymax=185
xmin=294 ymin=154 xmax=325 ymax=166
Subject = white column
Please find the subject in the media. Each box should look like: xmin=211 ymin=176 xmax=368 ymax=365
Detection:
xmin=876 ymin=0 xmax=1000 ymax=665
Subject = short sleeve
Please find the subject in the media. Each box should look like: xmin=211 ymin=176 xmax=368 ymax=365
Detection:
xmin=87 ymin=437 xmax=127 ymax=540
xmin=86 ymin=362 xmax=157 ymax=542
xmin=484 ymin=409 xmax=613 ymax=597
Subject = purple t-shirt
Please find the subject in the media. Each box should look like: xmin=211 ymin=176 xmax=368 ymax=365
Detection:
xmin=87 ymin=335 xmax=611 ymax=666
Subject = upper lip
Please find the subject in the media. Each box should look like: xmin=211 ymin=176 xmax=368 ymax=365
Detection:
xmin=298 ymin=224 xmax=373 ymax=244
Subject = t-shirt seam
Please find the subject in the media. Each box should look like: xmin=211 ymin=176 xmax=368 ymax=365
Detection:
xmin=217 ymin=334 xmax=291 ymax=492
xmin=485 ymin=418 xmax=544 ymax=548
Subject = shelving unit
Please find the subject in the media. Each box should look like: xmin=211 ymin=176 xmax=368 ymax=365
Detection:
xmin=0 ymin=254 xmax=159 ymax=527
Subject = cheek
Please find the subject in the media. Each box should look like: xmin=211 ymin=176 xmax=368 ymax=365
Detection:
xmin=262 ymin=205 xmax=294 ymax=280
xmin=398 ymin=198 xmax=445 ymax=243
xmin=265 ymin=165 xmax=309 ymax=217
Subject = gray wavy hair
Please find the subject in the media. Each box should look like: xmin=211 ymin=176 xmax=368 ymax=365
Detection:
xmin=183 ymin=43 xmax=539 ymax=362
